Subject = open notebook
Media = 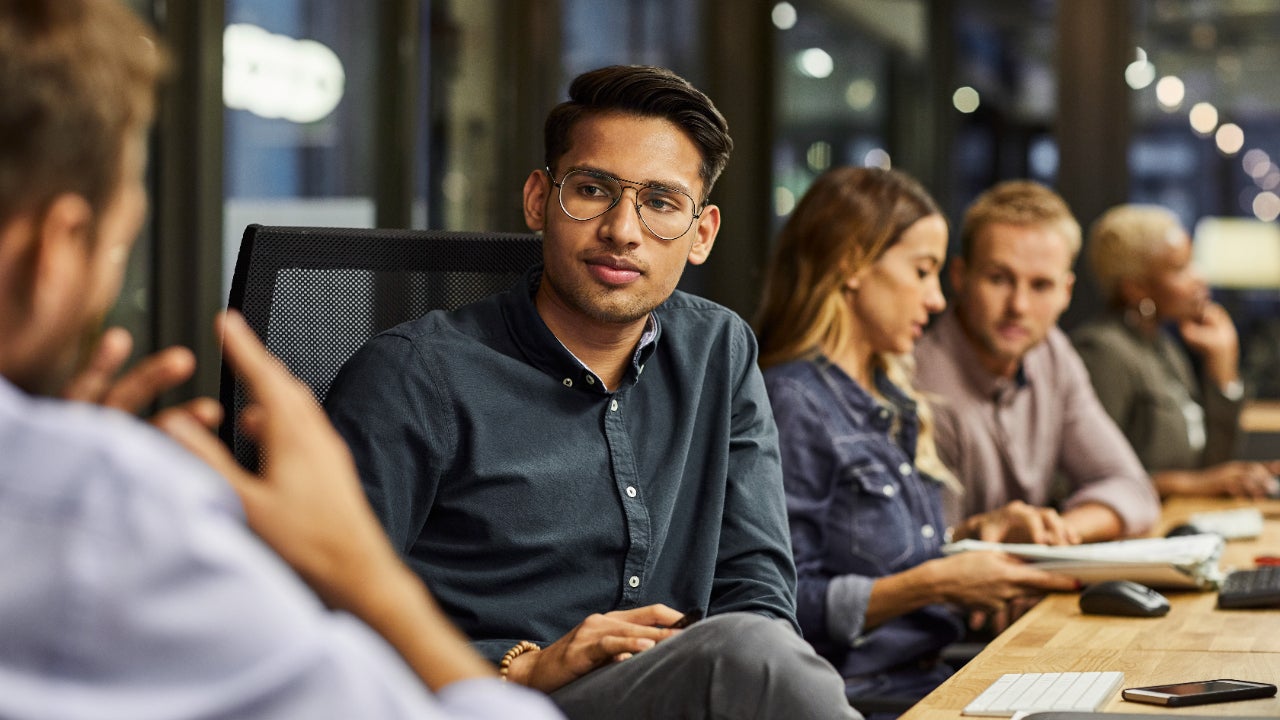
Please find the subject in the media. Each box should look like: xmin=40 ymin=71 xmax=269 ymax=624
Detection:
xmin=942 ymin=534 xmax=1225 ymax=590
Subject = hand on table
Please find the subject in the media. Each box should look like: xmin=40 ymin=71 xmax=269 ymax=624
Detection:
xmin=1202 ymin=461 xmax=1280 ymax=499
xmin=924 ymin=551 xmax=1078 ymax=632
xmin=956 ymin=500 xmax=1081 ymax=546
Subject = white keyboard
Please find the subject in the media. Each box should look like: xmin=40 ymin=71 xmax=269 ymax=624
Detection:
xmin=962 ymin=671 xmax=1124 ymax=717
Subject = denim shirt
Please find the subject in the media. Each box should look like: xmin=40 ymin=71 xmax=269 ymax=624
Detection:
xmin=764 ymin=357 xmax=963 ymax=678
xmin=326 ymin=267 xmax=798 ymax=662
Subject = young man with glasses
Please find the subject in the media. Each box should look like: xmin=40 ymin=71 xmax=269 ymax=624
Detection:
xmin=325 ymin=65 xmax=857 ymax=718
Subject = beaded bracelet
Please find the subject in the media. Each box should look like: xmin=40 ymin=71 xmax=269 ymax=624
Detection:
xmin=499 ymin=640 xmax=541 ymax=681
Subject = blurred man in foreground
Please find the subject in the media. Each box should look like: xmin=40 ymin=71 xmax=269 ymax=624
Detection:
xmin=0 ymin=1 xmax=561 ymax=717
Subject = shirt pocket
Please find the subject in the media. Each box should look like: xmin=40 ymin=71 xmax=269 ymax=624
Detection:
xmin=835 ymin=460 xmax=915 ymax=573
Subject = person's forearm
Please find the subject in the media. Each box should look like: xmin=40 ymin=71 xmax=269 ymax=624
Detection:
xmin=864 ymin=563 xmax=941 ymax=629
xmin=1152 ymin=470 xmax=1207 ymax=499
xmin=1203 ymin=350 xmax=1240 ymax=391
xmin=346 ymin=563 xmax=497 ymax=691
xmin=1062 ymin=503 xmax=1125 ymax=542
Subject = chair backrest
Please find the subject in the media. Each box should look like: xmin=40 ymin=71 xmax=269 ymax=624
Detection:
xmin=219 ymin=224 xmax=543 ymax=470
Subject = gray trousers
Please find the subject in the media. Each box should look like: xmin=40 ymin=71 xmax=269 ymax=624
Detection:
xmin=550 ymin=612 xmax=863 ymax=720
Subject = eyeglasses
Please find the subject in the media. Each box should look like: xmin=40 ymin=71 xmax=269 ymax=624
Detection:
xmin=545 ymin=167 xmax=702 ymax=241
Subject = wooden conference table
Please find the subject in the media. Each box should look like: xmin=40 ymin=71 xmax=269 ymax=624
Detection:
xmin=900 ymin=497 xmax=1280 ymax=718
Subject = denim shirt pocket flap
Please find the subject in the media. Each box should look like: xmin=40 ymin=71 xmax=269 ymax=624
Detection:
xmin=838 ymin=460 xmax=915 ymax=570
xmin=844 ymin=461 xmax=901 ymax=500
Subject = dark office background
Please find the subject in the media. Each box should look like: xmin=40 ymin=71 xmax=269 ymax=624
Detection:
xmin=120 ymin=0 xmax=1280 ymax=402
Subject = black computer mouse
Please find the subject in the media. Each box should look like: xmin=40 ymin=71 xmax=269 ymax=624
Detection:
xmin=1165 ymin=523 xmax=1204 ymax=538
xmin=1079 ymin=580 xmax=1170 ymax=617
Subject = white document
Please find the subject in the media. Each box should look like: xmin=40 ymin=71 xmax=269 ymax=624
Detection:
xmin=942 ymin=534 xmax=1225 ymax=590
xmin=1187 ymin=507 xmax=1264 ymax=540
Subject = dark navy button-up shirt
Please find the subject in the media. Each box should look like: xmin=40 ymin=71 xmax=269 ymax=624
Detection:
xmin=764 ymin=357 xmax=962 ymax=678
xmin=325 ymin=268 xmax=798 ymax=661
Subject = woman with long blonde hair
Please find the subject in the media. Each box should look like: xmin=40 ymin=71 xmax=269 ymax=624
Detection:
xmin=756 ymin=168 xmax=1076 ymax=714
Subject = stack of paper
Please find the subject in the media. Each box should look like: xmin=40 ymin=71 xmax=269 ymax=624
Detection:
xmin=1187 ymin=507 xmax=1264 ymax=540
xmin=941 ymin=534 xmax=1225 ymax=589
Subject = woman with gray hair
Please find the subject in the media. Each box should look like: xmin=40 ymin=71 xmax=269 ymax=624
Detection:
xmin=1072 ymin=204 xmax=1279 ymax=498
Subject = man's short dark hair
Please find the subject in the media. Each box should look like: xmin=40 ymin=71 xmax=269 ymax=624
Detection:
xmin=0 ymin=0 xmax=165 ymax=228
xmin=543 ymin=65 xmax=733 ymax=204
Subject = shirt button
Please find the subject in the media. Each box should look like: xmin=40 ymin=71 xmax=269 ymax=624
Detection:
xmin=921 ymin=524 xmax=936 ymax=539
xmin=610 ymin=399 xmax=619 ymax=412
xmin=626 ymin=486 xmax=637 ymax=498
xmin=628 ymin=576 xmax=640 ymax=588
xmin=586 ymin=376 xmax=596 ymax=385
xmin=898 ymin=462 xmax=912 ymax=476
xmin=883 ymin=484 xmax=896 ymax=497
xmin=562 ymin=378 xmax=573 ymax=387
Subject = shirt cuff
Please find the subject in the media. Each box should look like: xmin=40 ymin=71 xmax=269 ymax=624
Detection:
xmin=825 ymin=574 xmax=875 ymax=646
xmin=437 ymin=678 xmax=565 ymax=720
xmin=1064 ymin=480 xmax=1160 ymax=537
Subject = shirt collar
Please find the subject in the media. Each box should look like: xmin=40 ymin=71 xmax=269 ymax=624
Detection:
xmin=815 ymin=356 xmax=917 ymax=428
xmin=500 ymin=265 xmax=659 ymax=393
xmin=936 ymin=309 xmax=1031 ymax=401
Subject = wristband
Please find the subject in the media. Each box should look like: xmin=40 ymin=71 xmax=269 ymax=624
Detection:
xmin=499 ymin=640 xmax=541 ymax=681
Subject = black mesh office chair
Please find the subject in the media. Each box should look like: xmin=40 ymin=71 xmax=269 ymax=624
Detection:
xmin=219 ymin=224 xmax=543 ymax=470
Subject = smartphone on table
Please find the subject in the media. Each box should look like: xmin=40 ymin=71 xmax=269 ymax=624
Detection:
xmin=1122 ymin=678 xmax=1277 ymax=706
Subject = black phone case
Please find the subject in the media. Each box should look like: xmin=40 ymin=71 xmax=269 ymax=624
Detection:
xmin=1123 ymin=680 xmax=1276 ymax=707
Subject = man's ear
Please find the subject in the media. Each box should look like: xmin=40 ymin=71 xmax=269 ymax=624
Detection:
xmin=0 ymin=194 xmax=93 ymax=308
xmin=0 ymin=194 xmax=92 ymax=384
xmin=686 ymin=203 xmax=719 ymax=266
xmin=32 ymin=194 xmax=94 ymax=309
xmin=522 ymin=169 xmax=551 ymax=232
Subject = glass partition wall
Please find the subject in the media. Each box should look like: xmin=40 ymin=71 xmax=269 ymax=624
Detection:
xmin=120 ymin=0 xmax=1280 ymax=401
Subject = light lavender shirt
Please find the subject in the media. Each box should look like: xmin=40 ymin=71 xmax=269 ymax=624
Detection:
xmin=0 ymin=375 xmax=562 ymax=720
xmin=913 ymin=310 xmax=1160 ymax=535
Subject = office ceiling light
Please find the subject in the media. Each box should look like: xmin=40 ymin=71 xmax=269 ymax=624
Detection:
xmin=1254 ymin=192 xmax=1280 ymax=222
xmin=1243 ymin=149 xmax=1271 ymax=178
xmin=774 ymin=186 xmax=796 ymax=217
xmin=772 ymin=2 xmax=797 ymax=30
xmin=796 ymin=48 xmax=833 ymax=79
xmin=844 ymin=78 xmax=876 ymax=111
xmin=952 ymin=86 xmax=980 ymax=113
xmin=1155 ymin=76 xmax=1184 ymax=110
xmin=806 ymin=141 xmax=832 ymax=171
xmin=1188 ymin=102 xmax=1218 ymax=136
xmin=1193 ymin=216 xmax=1280 ymax=284
xmin=864 ymin=148 xmax=891 ymax=170
xmin=1260 ymin=169 xmax=1280 ymax=191
xmin=1215 ymin=123 xmax=1245 ymax=155
xmin=223 ymin=23 xmax=345 ymax=124
xmin=1125 ymin=48 xmax=1155 ymax=90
